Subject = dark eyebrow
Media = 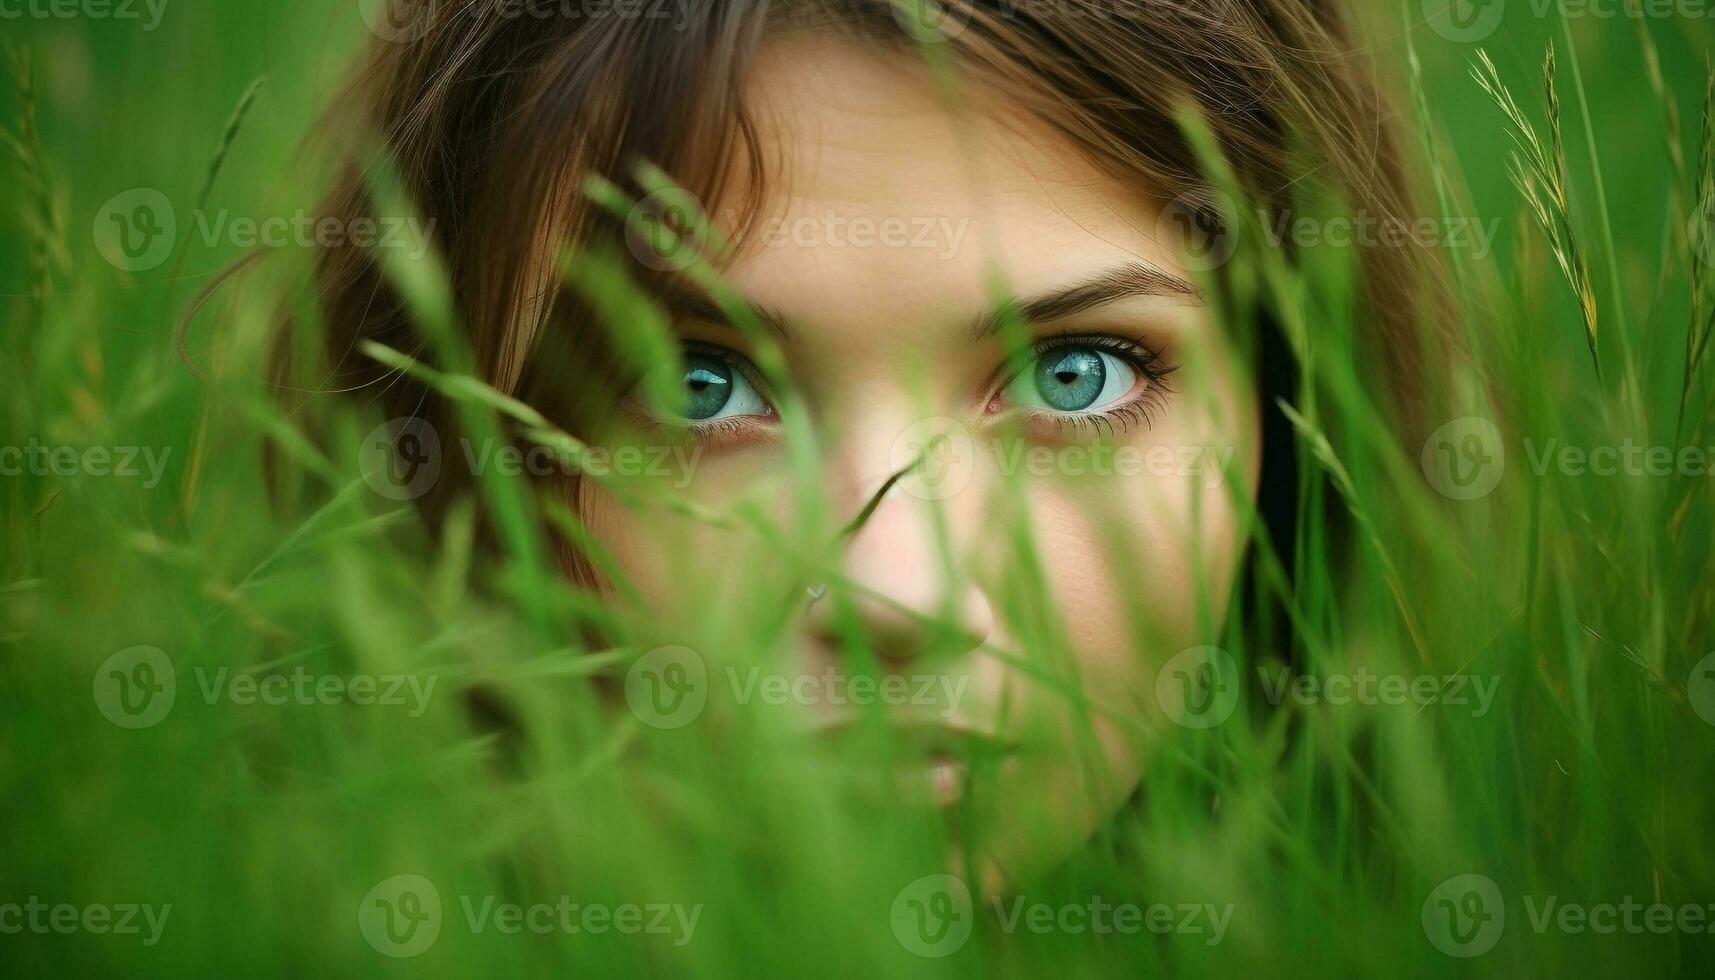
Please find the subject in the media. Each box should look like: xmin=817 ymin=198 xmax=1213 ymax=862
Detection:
xmin=653 ymin=261 xmax=1198 ymax=343
xmin=971 ymin=262 xmax=1204 ymax=340
xmin=658 ymin=286 xmax=792 ymax=342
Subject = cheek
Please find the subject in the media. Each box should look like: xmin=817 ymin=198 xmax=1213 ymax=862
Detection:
xmin=963 ymin=473 xmax=1253 ymax=886
xmin=1004 ymin=454 xmax=1253 ymax=784
xmin=576 ymin=458 xmax=798 ymax=623
xmin=1036 ymin=475 xmax=1232 ymax=692
xmin=1023 ymin=475 xmax=1247 ymax=677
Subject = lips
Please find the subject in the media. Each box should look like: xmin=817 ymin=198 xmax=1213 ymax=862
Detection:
xmin=905 ymin=754 xmax=966 ymax=808
xmin=809 ymin=717 xmax=1016 ymax=809
xmin=812 ymin=714 xmax=1013 ymax=754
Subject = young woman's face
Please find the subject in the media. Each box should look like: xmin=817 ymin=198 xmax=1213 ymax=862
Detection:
xmin=584 ymin=35 xmax=1261 ymax=888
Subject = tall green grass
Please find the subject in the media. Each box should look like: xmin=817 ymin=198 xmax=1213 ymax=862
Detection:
xmin=3 ymin=2 xmax=1715 ymax=977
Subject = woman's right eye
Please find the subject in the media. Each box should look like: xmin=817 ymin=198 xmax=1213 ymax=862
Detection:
xmin=672 ymin=346 xmax=773 ymax=423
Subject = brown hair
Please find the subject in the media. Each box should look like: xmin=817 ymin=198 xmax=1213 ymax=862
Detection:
xmin=291 ymin=0 xmax=1450 ymax=544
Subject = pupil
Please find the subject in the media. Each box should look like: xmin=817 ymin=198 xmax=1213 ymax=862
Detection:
xmin=1034 ymin=348 xmax=1105 ymax=411
xmin=682 ymin=355 xmax=733 ymax=420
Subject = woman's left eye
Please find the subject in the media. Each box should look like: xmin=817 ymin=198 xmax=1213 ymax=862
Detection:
xmin=677 ymin=350 xmax=771 ymax=422
xmin=1002 ymin=343 xmax=1140 ymax=414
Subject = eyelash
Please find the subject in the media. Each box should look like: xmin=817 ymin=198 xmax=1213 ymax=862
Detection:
xmin=682 ymin=341 xmax=775 ymax=438
xmin=685 ymin=414 xmax=762 ymax=439
xmin=645 ymin=333 xmax=1177 ymax=438
xmin=996 ymin=333 xmax=1178 ymax=437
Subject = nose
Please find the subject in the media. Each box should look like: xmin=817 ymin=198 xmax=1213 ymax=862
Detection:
xmin=807 ymin=470 xmax=994 ymax=664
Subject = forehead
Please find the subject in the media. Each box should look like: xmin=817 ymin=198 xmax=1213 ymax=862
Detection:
xmin=713 ymin=34 xmax=1183 ymax=335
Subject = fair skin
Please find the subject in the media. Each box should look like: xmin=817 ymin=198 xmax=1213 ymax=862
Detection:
xmin=585 ymin=35 xmax=1261 ymax=889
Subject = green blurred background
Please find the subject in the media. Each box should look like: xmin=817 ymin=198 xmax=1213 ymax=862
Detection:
xmin=4 ymin=1 xmax=1715 ymax=977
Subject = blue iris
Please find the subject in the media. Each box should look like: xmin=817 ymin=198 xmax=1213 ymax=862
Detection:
xmin=682 ymin=354 xmax=733 ymax=420
xmin=1033 ymin=347 xmax=1106 ymax=411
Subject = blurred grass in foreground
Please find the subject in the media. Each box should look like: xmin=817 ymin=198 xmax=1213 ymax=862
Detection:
xmin=3 ymin=1 xmax=1715 ymax=977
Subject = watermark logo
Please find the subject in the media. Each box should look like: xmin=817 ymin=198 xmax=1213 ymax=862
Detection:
xmin=1422 ymin=416 xmax=1505 ymax=500
xmin=1156 ymin=192 xmax=1236 ymax=273
xmin=1689 ymin=652 xmax=1715 ymax=727
xmin=361 ymin=417 xmax=442 ymax=501
xmin=1424 ymin=0 xmax=1506 ymax=42
xmin=626 ymin=188 xmax=709 ymax=272
xmin=93 ymin=188 xmax=175 ymax=272
xmin=360 ymin=0 xmax=438 ymax=42
xmin=625 ymin=645 xmax=708 ymax=730
xmin=890 ymin=417 xmax=976 ymax=502
xmin=92 ymin=646 xmax=176 ymax=729
xmin=891 ymin=874 xmax=973 ymax=957
xmin=1154 ymin=645 xmax=1241 ymax=729
xmin=890 ymin=0 xmax=971 ymax=41
xmin=359 ymin=874 xmax=443 ymax=958
xmin=1422 ymin=874 xmax=1505 ymax=957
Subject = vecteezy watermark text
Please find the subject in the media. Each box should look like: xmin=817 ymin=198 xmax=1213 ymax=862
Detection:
xmin=888 ymin=417 xmax=1238 ymax=503
xmin=1421 ymin=416 xmax=1715 ymax=501
xmin=0 ymin=0 xmax=166 ymax=29
xmin=362 ymin=0 xmax=701 ymax=43
xmin=626 ymin=194 xmax=974 ymax=270
xmin=357 ymin=874 xmax=701 ymax=958
xmin=361 ymin=419 xmax=706 ymax=501
xmin=889 ymin=874 xmax=1234 ymax=957
xmin=1156 ymin=193 xmax=1503 ymax=273
xmin=1257 ymin=666 xmax=1500 ymax=717
xmin=192 ymin=209 xmax=435 ymax=260
xmin=460 ymin=439 xmax=702 ymax=488
xmin=1153 ymin=648 xmax=1501 ymax=729
xmin=726 ymin=666 xmax=968 ymax=716
xmin=93 ymin=647 xmax=438 ymax=729
xmin=1425 ymin=0 xmax=1715 ymax=45
xmin=1423 ymin=873 xmax=1715 ymax=958
xmin=991 ymin=895 xmax=1234 ymax=944
xmin=0 ymin=441 xmax=171 ymax=489
xmin=193 ymin=666 xmax=436 ymax=718
xmin=623 ymin=646 xmax=971 ymax=730
xmin=93 ymin=188 xmax=437 ymax=273
xmin=0 ymin=898 xmax=171 ymax=946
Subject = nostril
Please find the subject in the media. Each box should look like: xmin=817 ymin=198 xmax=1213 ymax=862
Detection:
xmin=872 ymin=586 xmax=994 ymax=665
xmin=814 ymin=586 xmax=983 ymax=665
